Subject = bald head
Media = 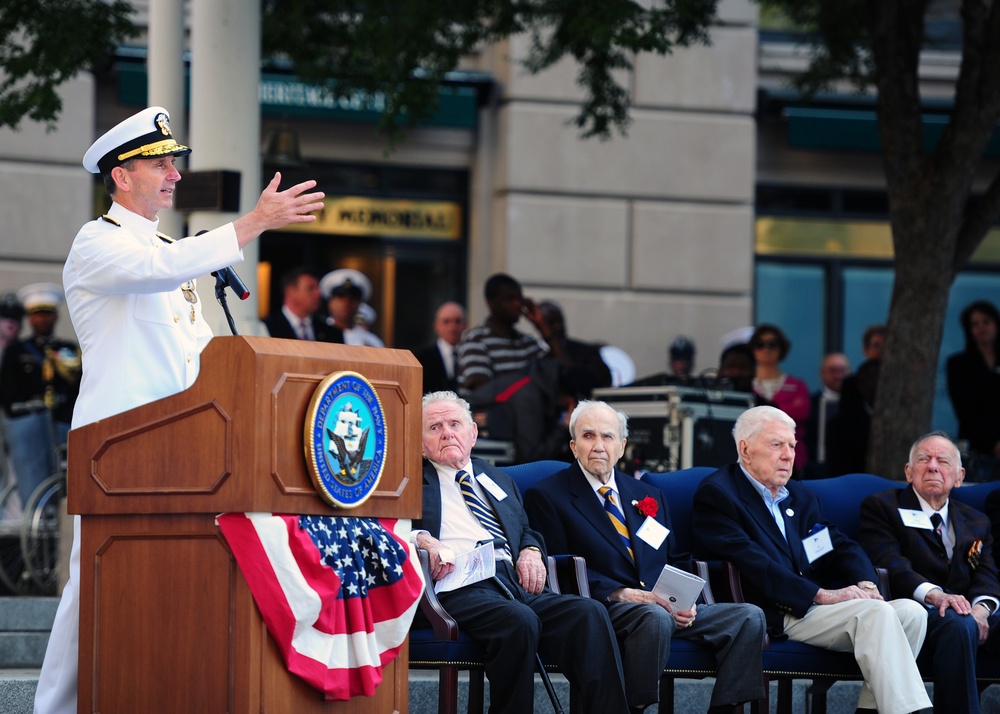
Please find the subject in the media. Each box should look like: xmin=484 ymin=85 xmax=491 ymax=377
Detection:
xmin=434 ymin=302 xmax=466 ymax=346
xmin=819 ymin=353 xmax=850 ymax=393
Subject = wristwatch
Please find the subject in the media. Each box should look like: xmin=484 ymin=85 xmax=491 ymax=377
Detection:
xmin=858 ymin=581 xmax=878 ymax=591
xmin=977 ymin=600 xmax=997 ymax=615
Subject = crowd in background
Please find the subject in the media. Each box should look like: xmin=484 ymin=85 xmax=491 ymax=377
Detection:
xmin=3 ymin=266 xmax=1000 ymax=523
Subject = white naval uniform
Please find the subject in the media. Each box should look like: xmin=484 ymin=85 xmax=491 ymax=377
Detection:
xmin=342 ymin=324 xmax=384 ymax=348
xmin=34 ymin=201 xmax=243 ymax=714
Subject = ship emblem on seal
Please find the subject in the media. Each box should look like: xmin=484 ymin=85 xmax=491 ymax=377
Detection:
xmin=304 ymin=371 xmax=386 ymax=508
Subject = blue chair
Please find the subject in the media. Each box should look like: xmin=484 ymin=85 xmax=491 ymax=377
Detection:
xmin=801 ymin=472 xmax=903 ymax=538
xmin=515 ymin=463 xmax=752 ymax=713
xmin=408 ymin=459 xmax=572 ymax=714
xmin=865 ymin=476 xmax=1000 ymax=688
xmin=640 ymin=468 xmax=765 ymax=713
xmin=504 ymin=459 xmax=572 ymax=495
xmin=639 ymin=467 xmax=716 ymax=556
xmin=643 ymin=468 xmax=903 ymax=714
xmin=951 ymin=479 xmax=1000 ymax=514
xmin=408 ymin=549 xmax=487 ymax=714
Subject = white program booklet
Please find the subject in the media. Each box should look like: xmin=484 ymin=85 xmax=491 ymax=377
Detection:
xmin=651 ymin=563 xmax=706 ymax=612
xmin=434 ymin=542 xmax=497 ymax=594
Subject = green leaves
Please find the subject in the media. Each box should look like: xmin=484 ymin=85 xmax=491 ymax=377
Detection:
xmin=262 ymin=0 xmax=719 ymax=140
xmin=0 ymin=0 xmax=135 ymax=129
xmin=0 ymin=0 xmax=721 ymax=141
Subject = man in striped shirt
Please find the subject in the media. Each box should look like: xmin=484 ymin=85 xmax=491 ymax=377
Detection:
xmin=457 ymin=273 xmax=551 ymax=395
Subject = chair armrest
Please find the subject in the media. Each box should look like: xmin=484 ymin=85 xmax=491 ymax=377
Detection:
xmin=670 ymin=559 xmax=719 ymax=605
xmin=416 ymin=548 xmax=459 ymax=640
xmin=692 ymin=560 xmax=718 ymax=605
xmin=546 ymin=554 xmax=592 ymax=598
xmin=876 ymin=566 xmax=891 ymax=598
xmin=721 ymin=561 xmax=748 ymax=603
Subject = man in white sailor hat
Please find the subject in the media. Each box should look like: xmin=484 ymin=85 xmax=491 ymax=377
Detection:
xmin=319 ymin=267 xmax=384 ymax=347
xmin=34 ymin=106 xmax=325 ymax=714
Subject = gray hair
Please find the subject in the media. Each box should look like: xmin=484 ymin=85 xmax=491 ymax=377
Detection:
xmin=422 ymin=390 xmax=474 ymax=425
xmin=733 ymin=405 xmax=796 ymax=457
xmin=908 ymin=430 xmax=962 ymax=469
xmin=102 ymin=157 xmax=139 ymax=195
xmin=569 ymin=400 xmax=629 ymax=440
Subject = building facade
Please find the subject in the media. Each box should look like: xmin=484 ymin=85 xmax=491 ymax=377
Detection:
xmin=1 ymin=0 xmax=996 ymax=434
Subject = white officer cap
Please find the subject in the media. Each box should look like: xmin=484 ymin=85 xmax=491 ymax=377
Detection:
xmin=17 ymin=282 xmax=64 ymax=314
xmin=83 ymin=106 xmax=191 ymax=174
xmin=319 ymin=269 xmax=372 ymax=302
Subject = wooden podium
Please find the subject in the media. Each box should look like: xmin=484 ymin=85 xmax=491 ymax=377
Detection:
xmin=66 ymin=336 xmax=422 ymax=714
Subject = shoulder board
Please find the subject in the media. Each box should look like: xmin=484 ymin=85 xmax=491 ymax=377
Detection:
xmin=100 ymin=214 xmax=121 ymax=226
xmin=156 ymin=231 xmax=176 ymax=244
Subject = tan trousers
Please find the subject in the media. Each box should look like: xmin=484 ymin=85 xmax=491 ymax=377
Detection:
xmin=784 ymin=598 xmax=931 ymax=714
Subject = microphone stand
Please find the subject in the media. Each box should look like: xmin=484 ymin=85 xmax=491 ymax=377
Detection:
xmin=215 ymin=273 xmax=239 ymax=336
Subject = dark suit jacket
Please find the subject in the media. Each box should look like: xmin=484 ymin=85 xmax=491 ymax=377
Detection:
xmin=692 ymin=462 xmax=878 ymax=634
xmin=414 ymin=457 xmax=546 ymax=559
xmin=860 ymin=485 xmax=1000 ymax=602
xmin=947 ymin=350 xmax=1000 ymax=455
xmin=524 ymin=463 xmax=689 ymax=602
xmin=413 ymin=341 xmax=457 ymax=394
xmin=264 ymin=310 xmax=344 ymax=343
xmin=804 ymin=391 xmax=839 ymax=476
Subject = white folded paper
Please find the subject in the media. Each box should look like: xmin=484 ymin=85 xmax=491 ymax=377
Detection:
xmin=651 ymin=563 xmax=706 ymax=612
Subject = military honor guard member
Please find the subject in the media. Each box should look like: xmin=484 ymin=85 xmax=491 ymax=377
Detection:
xmin=0 ymin=282 xmax=81 ymax=507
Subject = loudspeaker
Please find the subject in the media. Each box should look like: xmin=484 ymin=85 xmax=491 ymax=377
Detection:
xmin=174 ymin=170 xmax=242 ymax=212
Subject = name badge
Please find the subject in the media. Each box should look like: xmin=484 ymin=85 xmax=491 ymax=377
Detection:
xmin=476 ymin=473 xmax=508 ymax=501
xmin=636 ymin=517 xmax=669 ymax=550
xmin=802 ymin=526 xmax=834 ymax=563
xmin=897 ymin=508 xmax=933 ymax=530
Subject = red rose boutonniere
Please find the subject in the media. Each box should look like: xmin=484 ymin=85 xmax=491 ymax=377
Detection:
xmin=632 ymin=496 xmax=658 ymax=518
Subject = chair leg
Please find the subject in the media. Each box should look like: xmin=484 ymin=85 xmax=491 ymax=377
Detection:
xmin=776 ymin=678 xmax=793 ymax=714
xmin=468 ymin=669 xmax=485 ymax=714
xmin=569 ymin=683 xmax=584 ymax=714
xmin=439 ymin=666 xmax=459 ymax=714
xmin=659 ymin=676 xmax=675 ymax=714
xmin=806 ymin=680 xmax=833 ymax=714
xmin=751 ymin=674 xmax=770 ymax=714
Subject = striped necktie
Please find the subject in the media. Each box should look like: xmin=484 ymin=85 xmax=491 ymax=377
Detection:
xmin=456 ymin=470 xmax=512 ymax=558
xmin=599 ymin=486 xmax=634 ymax=561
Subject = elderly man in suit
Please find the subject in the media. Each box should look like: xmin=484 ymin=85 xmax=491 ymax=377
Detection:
xmin=860 ymin=431 xmax=1000 ymax=714
xmin=414 ymin=390 xmax=629 ymax=714
xmin=413 ymin=301 xmax=466 ymax=393
xmin=693 ymin=406 xmax=931 ymax=714
xmin=524 ymin=400 xmax=766 ymax=713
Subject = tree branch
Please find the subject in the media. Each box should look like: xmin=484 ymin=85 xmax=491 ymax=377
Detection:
xmin=869 ymin=0 xmax=928 ymax=188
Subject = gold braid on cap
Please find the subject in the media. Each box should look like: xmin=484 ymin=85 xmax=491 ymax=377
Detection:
xmin=117 ymin=139 xmax=188 ymax=162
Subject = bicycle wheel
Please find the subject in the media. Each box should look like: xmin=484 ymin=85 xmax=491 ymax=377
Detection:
xmin=20 ymin=473 xmax=65 ymax=595
xmin=0 ymin=482 xmax=32 ymax=594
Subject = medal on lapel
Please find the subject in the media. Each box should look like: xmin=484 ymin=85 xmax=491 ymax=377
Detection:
xmin=968 ymin=539 xmax=983 ymax=570
xmin=181 ymin=280 xmax=197 ymax=323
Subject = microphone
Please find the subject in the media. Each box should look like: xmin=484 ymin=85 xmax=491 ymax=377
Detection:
xmin=214 ymin=265 xmax=250 ymax=301
xmin=195 ymin=230 xmax=250 ymax=300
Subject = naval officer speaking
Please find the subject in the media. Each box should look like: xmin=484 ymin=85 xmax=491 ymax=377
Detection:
xmin=34 ymin=105 xmax=324 ymax=714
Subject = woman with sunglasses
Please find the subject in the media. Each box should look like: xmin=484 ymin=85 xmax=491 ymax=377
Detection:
xmin=750 ymin=324 xmax=811 ymax=476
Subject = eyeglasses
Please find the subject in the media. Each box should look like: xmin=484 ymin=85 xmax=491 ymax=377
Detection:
xmin=753 ymin=340 xmax=781 ymax=350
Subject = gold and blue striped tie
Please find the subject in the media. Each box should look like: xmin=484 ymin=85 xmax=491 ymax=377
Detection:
xmin=599 ymin=486 xmax=634 ymax=561
xmin=456 ymin=470 xmax=512 ymax=558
